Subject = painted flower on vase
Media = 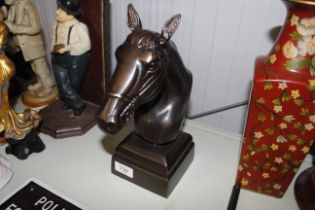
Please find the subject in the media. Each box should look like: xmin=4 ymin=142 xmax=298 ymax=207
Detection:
xmin=298 ymin=36 xmax=315 ymax=56
xmin=291 ymin=89 xmax=300 ymax=99
xmin=269 ymin=54 xmax=277 ymax=64
xmin=290 ymin=14 xmax=299 ymax=26
xmin=309 ymin=114 xmax=315 ymax=123
xmin=282 ymin=41 xmax=298 ymax=59
xmin=297 ymin=17 xmax=315 ymax=36
xmin=278 ymin=81 xmax=288 ymax=90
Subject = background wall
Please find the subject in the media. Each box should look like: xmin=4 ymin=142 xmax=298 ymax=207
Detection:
xmin=31 ymin=0 xmax=287 ymax=134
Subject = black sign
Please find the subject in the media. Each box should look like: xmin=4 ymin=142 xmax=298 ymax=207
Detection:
xmin=0 ymin=181 xmax=87 ymax=210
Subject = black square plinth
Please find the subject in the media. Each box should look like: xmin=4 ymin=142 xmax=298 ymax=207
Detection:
xmin=111 ymin=132 xmax=194 ymax=197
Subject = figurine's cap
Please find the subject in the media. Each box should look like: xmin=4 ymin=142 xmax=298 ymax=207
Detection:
xmin=57 ymin=0 xmax=81 ymax=16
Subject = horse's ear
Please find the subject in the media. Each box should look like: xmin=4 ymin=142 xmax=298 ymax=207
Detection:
xmin=160 ymin=14 xmax=181 ymax=46
xmin=127 ymin=4 xmax=142 ymax=31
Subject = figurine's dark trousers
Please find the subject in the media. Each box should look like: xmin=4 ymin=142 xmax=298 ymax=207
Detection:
xmin=52 ymin=52 xmax=89 ymax=110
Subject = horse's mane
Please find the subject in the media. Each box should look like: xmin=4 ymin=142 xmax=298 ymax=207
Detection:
xmin=127 ymin=30 xmax=160 ymax=50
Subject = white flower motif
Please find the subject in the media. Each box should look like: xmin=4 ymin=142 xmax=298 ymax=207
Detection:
xmin=291 ymin=90 xmax=300 ymax=99
xmin=305 ymin=123 xmax=314 ymax=131
xmin=308 ymin=79 xmax=315 ymax=87
xmin=278 ymin=82 xmax=288 ymax=90
xmin=301 ymin=146 xmax=310 ymax=154
xmin=254 ymin=132 xmax=264 ymax=139
xmin=309 ymin=115 xmax=315 ymax=123
xmin=297 ymin=17 xmax=315 ymax=36
xmin=273 ymin=105 xmax=283 ymax=113
xmin=241 ymin=178 xmax=249 ymax=186
xmin=273 ymin=184 xmax=282 ymax=190
xmin=275 ymin=157 xmax=283 ymax=164
xmin=288 ymin=145 xmax=297 ymax=152
xmin=298 ymin=36 xmax=315 ymax=56
xmin=262 ymin=172 xmax=270 ymax=179
xmin=271 ymin=144 xmax=279 ymax=151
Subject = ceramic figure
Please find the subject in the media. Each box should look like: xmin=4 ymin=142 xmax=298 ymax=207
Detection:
xmin=51 ymin=0 xmax=91 ymax=116
xmin=2 ymin=0 xmax=58 ymax=107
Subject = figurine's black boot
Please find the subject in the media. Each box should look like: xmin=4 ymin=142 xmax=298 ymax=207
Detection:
xmin=6 ymin=129 xmax=45 ymax=160
xmin=73 ymin=104 xmax=87 ymax=116
xmin=61 ymin=103 xmax=71 ymax=110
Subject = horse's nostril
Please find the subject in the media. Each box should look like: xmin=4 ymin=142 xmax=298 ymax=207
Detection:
xmin=106 ymin=123 xmax=116 ymax=133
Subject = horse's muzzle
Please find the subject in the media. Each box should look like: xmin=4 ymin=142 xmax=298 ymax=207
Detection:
xmin=97 ymin=114 xmax=122 ymax=134
xmin=97 ymin=96 xmax=126 ymax=134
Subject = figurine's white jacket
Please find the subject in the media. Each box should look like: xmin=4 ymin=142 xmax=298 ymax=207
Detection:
xmin=51 ymin=18 xmax=91 ymax=56
xmin=4 ymin=0 xmax=46 ymax=61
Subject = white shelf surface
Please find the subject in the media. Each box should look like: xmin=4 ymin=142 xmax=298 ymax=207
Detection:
xmin=0 ymin=119 xmax=311 ymax=210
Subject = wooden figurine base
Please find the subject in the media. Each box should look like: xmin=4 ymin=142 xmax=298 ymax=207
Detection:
xmin=294 ymin=167 xmax=315 ymax=210
xmin=22 ymin=87 xmax=59 ymax=108
xmin=39 ymin=100 xmax=99 ymax=138
xmin=111 ymin=132 xmax=194 ymax=197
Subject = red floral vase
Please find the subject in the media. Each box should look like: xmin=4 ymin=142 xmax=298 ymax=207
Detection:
xmin=235 ymin=0 xmax=315 ymax=198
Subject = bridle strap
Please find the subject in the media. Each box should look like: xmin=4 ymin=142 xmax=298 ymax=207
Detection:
xmin=107 ymin=92 xmax=132 ymax=103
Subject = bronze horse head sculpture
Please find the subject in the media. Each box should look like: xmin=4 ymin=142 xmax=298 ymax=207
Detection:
xmin=98 ymin=4 xmax=192 ymax=144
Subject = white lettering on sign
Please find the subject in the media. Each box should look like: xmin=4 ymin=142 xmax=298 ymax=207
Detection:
xmin=114 ymin=161 xmax=134 ymax=178
xmin=5 ymin=203 xmax=22 ymax=210
xmin=34 ymin=196 xmax=64 ymax=210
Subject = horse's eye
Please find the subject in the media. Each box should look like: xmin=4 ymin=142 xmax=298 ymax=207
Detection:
xmin=148 ymin=60 xmax=159 ymax=68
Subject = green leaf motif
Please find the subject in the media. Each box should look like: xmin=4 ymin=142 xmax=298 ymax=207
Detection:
xmin=272 ymin=98 xmax=281 ymax=105
xmin=283 ymin=115 xmax=295 ymax=123
xmin=263 ymin=162 xmax=271 ymax=170
xmin=287 ymin=134 xmax=297 ymax=141
xmin=270 ymin=113 xmax=275 ymax=121
xmin=294 ymin=122 xmax=303 ymax=129
xmin=297 ymin=139 xmax=306 ymax=145
xmin=258 ymin=112 xmax=267 ymax=122
xmin=264 ymin=81 xmax=273 ymax=90
xmin=300 ymin=108 xmax=310 ymax=116
xmin=242 ymin=154 xmax=250 ymax=161
xmin=274 ymin=44 xmax=281 ymax=53
xmin=284 ymin=163 xmax=291 ymax=169
xmin=310 ymin=66 xmax=315 ymax=77
xmin=294 ymin=99 xmax=304 ymax=106
xmin=247 ymin=145 xmax=254 ymax=151
xmin=283 ymin=153 xmax=291 ymax=161
xmin=284 ymin=58 xmax=311 ymax=70
xmin=281 ymin=92 xmax=291 ymax=102
xmin=308 ymin=85 xmax=315 ymax=92
xmin=252 ymin=166 xmax=259 ymax=172
xmin=290 ymin=31 xmax=302 ymax=41
xmin=265 ymin=126 xmax=275 ymax=135
xmin=256 ymin=97 xmax=265 ymax=104
xmin=261 ymin=144 xmax=269 ymax=151
xmin=311 ymin=56 xmax=315 ymax=77
xmin=277 ymin=135 xmax=287 ymax=143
